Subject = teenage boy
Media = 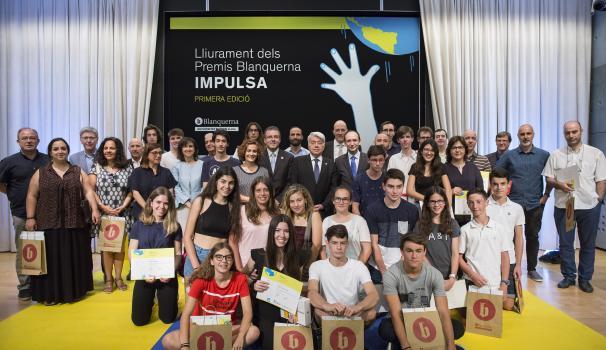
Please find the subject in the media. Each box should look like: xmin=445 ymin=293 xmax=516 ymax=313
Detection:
xmin=352 ymin=145 xmax=386 ymax=216
xmin=201 ymin=129 xmax=240 ymax=187
xmin=486 ymin=168 xmax=525 ymax=310
xmin=366 ymin=169 xmax=419 ymax=283
xmin=308 ymin=224 xmax=378 ymax=325
xmin=379 ymin=233 xmax=463 ymax=350
xmin=160 ymin=128 xmax=184 ymax=170
xmin=458 ymin=189 xmax=512 ymax=306
xmin=387 ymin=126 xmax=416 ymax=195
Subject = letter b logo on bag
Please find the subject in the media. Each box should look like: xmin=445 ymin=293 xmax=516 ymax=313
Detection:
xmin=281 ymin=330 xmax=306 ymax=350
xmin=197 ymin=331 xmax=224 ymax=350
xmin=103 ymin=224 xmax=120 ymax=241
xmin=473 ymin=299 xmax=496 ymax=321
xmin=412 ymin=317 xmax=437 ymax=342
xmin=329 ymin=327 xmax=356 ymax=350
xmin=22 ymin=244 xmax=37 ymax=262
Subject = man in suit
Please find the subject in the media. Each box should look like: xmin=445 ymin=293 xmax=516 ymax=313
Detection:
xmin=323 ymin=120 xmax=348 ymax=160
xmin=127 ymin=138 xmax=143 ymax=168
xmin=335 ymin=130 xmax=368 ymax=189
xmin=69 ymin=126 xmax=98 ymax=173
xmin=486 ymin=131 xmax=511 ymax=168
xmin=291 ymin=131 xmax=338 ymax=216
xmin=258 ymin=125 xmax=294 ymax=201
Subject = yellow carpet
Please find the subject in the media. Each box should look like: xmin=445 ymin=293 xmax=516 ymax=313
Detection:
xmin=1 ymin=272 xmax=605 ymax=349
xmin=0 ymin=269 xmax=185 ymax=350
xmin=457 ymin=291 xmax=606 ymax=349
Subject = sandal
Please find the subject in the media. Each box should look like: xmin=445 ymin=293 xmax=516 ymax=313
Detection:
xmin=116 ymin=278 xmax=128 ymax=291
xmin=103 ymin=279 xmax=115 ymax=294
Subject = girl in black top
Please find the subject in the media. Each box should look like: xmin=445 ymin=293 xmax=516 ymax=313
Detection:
xmin=183 ymin=166 xmax=242 ymax=285
xmin=129 ymin=186 xmax=182 ymax=326
xmin=251 ymin=214 xmax=301 ymax=350
xmin=407 ymin=139 xmax=452 ymax=204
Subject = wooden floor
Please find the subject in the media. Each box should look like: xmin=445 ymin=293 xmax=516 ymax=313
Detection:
xmin=1 ymin=250 xmax=605 ymax=336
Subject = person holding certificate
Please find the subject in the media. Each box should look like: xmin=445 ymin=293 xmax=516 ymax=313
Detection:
xmin=162 ymin=242 xmax=260 ymax=350
xmin=250 ymin=214 xmax=301 ymax=350
xmin=442 ymin=136 xmax=483 ymax=226
xmin=129 ymin=187 xmax=182 ymax=326
xmin=182 ymin=166 xmax=242 ymax=285
xmin=412 ymin=186 xmax=460 ymax=290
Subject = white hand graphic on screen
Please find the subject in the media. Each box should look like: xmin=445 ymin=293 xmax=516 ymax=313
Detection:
xmin=321 ymin=43 xmax=380 ymax=151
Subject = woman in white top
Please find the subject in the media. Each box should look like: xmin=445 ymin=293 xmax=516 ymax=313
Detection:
xmin=237 ymin=177 xmax=279 ymax=273
xmin=320 ymin=186 xmax=371 ymax=263
xmin=170 ymin=137 xmax=204 ymax=232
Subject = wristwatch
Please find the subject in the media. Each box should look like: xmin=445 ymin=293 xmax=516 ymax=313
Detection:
xmin=448 ymin=274 xmax=456 ymax=279
xmin=500 ymin=279 xmax=510 ymax=286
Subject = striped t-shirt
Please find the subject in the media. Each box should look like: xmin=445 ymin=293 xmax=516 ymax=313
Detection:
xmin=189 ymin=271 xmax=250 ymax=324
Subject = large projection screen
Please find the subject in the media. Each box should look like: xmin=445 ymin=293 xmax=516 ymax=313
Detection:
xmin=164 ymin=13 xmax=422 ymax=152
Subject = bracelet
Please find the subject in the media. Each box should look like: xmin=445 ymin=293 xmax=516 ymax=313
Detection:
xmin=449 ymin=274 xmax=456 ymax=279
xmin=179 ymin=342 xmax=190 ymax=349
xmin=26 ymin=217 xmax=35 ymax=220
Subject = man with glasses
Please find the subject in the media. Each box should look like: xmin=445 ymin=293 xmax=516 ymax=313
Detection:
xmin=380 ymin=121 xmax=401 ymax=156
xmin=0 ymin=128 xmax=49 ymax=301
xmin=543 ymin=121 xmax=606 ymax=293
xmin=258 ymin=126 xmax=294 ymax=201
xmin=417 ymin=126 xmax=434 ymax=147
xmin=69 ymin=126 xmax=98 ymax=173
xmin=201 ymin=132 xmax=215 ymax=161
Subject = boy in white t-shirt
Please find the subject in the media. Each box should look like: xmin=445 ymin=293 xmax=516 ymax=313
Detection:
xmin=459 ymin=189 xmax=512 ymax=301
xmin=486 ymin=168 xmax=525 ymax=310
xmin=308 ymin=224 xmax=378 ymax=326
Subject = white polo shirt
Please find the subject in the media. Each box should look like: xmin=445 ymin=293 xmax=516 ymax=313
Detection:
xmin=542 ymin=144 xmax=606 ymax=209
xmin=486 ymin=196 xmax=525 ymax=264
xmin=387 ymin=150 xmax=417 ymax=192
xmin=459 ymin=218 xmax=513 ymax=287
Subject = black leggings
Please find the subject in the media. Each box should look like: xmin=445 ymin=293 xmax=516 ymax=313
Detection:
xmin=131 ymin=279 xmax=178 ymax=326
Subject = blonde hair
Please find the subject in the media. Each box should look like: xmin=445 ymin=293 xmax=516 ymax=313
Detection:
xmin=280 ymin=184 xmax=313 ymax=221
xmin=139 ymin=187 xmax=179 ymax=236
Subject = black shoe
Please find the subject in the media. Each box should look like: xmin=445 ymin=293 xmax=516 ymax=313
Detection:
xmin=18 ymin=289 xmax=31 ymax=301
xmin=557 ymin=278 xmax=575 ymax=288
xmin=578 ymin=280 xmax=594 ymax=293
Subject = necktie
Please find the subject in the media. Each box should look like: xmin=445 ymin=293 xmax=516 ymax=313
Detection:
xmin=270 ymin=153 xmax=276 ymax=173
xmin=350 ymin=155 xmax=357 ymax=178
xmin=313 ymin=158 xmax=320 ymax=182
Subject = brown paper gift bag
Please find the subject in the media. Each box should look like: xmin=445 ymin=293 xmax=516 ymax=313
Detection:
xmin=321 ymin=316 xmax=364 ymax=350
xmin=565 ymin=195 xmax=575 ymax=232
xmin=466 ymin=286 xmax=503 ymax=338
xmin=402 ymin=307 xmax=445 ymax=349
xmin=190 ymin=322 xmax=232 ymax=350
xmin=513 ymin=274 xmax=524 ymax=314
xmin=98 ymin=216 xmax=126 ymax=253
xmin=274 ymin=323 xmax=313 ymax=350
xmin=19 ymin=231 xmax=47 ymax=275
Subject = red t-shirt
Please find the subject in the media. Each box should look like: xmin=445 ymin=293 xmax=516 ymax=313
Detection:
xmin=188 ymin=271 xmax=250 ymax=324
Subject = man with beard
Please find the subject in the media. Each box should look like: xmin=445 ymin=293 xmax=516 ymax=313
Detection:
xmin=285 ymin=126 xmax=310 ymax=158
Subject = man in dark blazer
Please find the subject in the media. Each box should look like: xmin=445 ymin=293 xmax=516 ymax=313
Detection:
xmin=291 ymin=131 xmax=338 ymax=216
xmin=323 ymin=120 xmax=348 ymax=160
xmin=335 ymin=130 xmax=368 ymax=189
xmin=485 ymin=131 xmax=512 ymax=168
xmin=258 ymin=126 xmax=294 ymax=201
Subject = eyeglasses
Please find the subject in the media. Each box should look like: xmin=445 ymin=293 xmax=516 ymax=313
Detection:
xmin=149 ymin=151 xmax=162 ymax=156
xmin=429 ymin=200 xmax=445 ymax=206
xmin=334 ymin=197 xmax=350 ymax=203
xmin=214 ymin=254 xmax=233 ymax=262
xmin=19 ymin=137 xmax=38 ymax=141
xmin=81 ymin=136 xmax=97 ymax=141
xmin=451 ymin=146 xmax=465 ymax=150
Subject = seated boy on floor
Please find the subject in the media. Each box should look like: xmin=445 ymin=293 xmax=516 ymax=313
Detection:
xmin=379 ymin=233 xmax=463 ymax=350
xmin=308 ymin=224 xmax=379 ymax=326
xmin=459 ymin=188 xmax=512 ymax=308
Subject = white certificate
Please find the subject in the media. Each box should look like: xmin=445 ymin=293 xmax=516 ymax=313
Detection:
xmin=130 ymin=248 xmax=175 ymax=280
xmin=256 ymin=267 xmax=303 ymax=314
xmin=430 ymin=279 xmax=467 ymax=309
xmin=454 ymin=191 xmax=471 ymax=216
xmin=555 ymin=165 xmax=580 ymax=190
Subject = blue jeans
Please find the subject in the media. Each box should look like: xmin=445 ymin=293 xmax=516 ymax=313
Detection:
xmin=554 ymin=204 xmax=601 ymax=282
xmin=183 ymin=245 xmax=211 ymax=277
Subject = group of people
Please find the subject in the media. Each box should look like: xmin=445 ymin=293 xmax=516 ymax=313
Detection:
xmin=0 ymin=118 xmax=604 ymax=349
